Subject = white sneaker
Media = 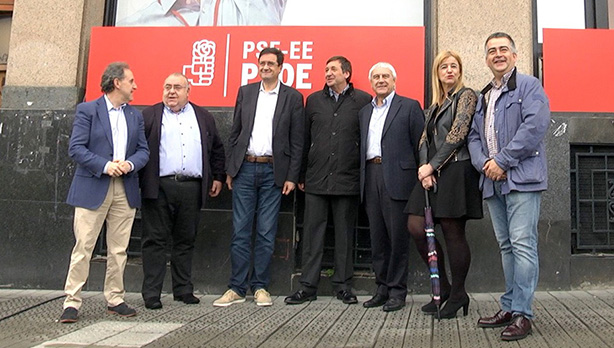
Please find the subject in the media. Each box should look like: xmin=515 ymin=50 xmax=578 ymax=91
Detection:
xmin=254 ymin=289 xmax=273 ymax=307
xmin=213 ymin=289 xmax=245 ymax=307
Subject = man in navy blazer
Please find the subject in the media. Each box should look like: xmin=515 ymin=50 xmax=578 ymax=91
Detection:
xmin=138 ymin=73 xmax=225 ymax=310
xmin=214 ymin=47 xmax=304 ymax=307
xmin=359 ymin=62 xmax=424 ymax=312
xmin=60 ymin=62 xmax=149 ymax=323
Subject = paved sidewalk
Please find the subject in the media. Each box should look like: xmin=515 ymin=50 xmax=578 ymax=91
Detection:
xmin=1 ymin=289 xmax=614 ymax=347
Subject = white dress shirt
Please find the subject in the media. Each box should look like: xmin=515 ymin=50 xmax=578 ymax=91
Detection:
xmin=247 ymin=81 xmax=280 ymax=157
xmin=366 ymin=91 xmax=395 ymax=160
xmin=103 ymin=95 xmax=130 ymax=174
xmin=159 ymin=103 xmax=203 ymax=177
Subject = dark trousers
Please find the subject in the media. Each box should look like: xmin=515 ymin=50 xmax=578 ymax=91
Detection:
xmin=364 ymin=163 xmax=410 ymax=300
xmin=300 ymin=193 xmax=358 ymax=293
xmin=141 ymin=178 xmax=202 ymax=300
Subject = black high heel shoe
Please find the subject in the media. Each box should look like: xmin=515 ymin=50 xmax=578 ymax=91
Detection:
xmin=421 ymin=291 xmax=450 ymax=314
xmin=435 ymin=294 xmax=470 ymax=319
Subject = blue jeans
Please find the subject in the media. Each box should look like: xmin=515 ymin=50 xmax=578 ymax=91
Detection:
xmin=485 ymin=182 xmax=541 ymax=319
xmin=229 ymin=162 xmax=282 ymax=297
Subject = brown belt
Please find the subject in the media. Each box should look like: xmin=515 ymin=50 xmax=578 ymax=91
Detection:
xmin=245 ymin=155 xmax=274 ymax=163
xmin=367 ymin=157 xmax=382 ymax=164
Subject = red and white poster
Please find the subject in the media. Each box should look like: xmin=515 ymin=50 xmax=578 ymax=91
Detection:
xmin=85 ymin=26 xmax=425 ymax=107
xmin=543 ymin=28 xmax=614 ymax=113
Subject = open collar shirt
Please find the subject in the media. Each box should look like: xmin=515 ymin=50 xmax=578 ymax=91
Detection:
xmin=366 ymin=91 xmax=395 ymax=160
xmin=329 ymin=83 xmax=350 ymax=102
xmin=247 ymin=81 xmax=280 ymax=157
xmin=104 ymin=95 xmax=128 ymax=162
xmin=485 ymin=68 xmax=514 ymax=158
xmin=159 ymin=102 xmax=203 ymax=177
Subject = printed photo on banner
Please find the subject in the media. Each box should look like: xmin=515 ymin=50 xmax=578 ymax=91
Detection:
xmin=115 ymin=0 xmax=424 ymax=27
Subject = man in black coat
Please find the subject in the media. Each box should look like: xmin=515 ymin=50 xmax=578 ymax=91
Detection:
xmin=285 ymin=56 xmax=371 ymax=305
xmin=139 ymin=72 xmax=225 ymax=310
xmin=359 ymin=62 xmax=424 ymax=312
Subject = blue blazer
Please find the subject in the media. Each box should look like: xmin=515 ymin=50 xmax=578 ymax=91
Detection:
xmin=66 ymin=95 xmax=150 ymax=209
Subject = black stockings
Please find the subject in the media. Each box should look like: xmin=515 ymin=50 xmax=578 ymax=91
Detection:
xmin=407 ymin=215 xmax=471 ymax=301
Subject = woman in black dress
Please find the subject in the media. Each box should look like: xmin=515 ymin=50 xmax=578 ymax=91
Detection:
xmin=406 ymin=50 xmax=482 ymax=319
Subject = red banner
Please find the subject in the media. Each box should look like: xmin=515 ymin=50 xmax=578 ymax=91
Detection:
xmin=543 ymin=28 xmax=614 ymax=113
xmin=86 ymin=26 xmax=425 ymax=107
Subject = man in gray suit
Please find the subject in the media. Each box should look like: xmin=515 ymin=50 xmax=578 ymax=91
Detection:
xmin=359 ymin=62 xmax=424 ymax=312
xmin=214 ymin=47 xmax=304 ymax=307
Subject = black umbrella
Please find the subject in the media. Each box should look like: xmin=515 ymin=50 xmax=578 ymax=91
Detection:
xmin=424 ymin=186 xmax=441 ymax=320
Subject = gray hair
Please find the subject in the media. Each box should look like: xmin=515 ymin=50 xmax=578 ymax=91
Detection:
xmin=100 ymin=62 xmax=130 ymax=93
xmin=484 ymin=32 xmax=517 ymax=56
xmin=165 ymin=72 xmax=191 ymax=89
xmin=368 ymin=62 xmax=397 ymax=80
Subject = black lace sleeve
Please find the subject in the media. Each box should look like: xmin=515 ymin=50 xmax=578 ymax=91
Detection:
xmin=445 ymin=89 xmax=477 ymax=145
xmin=428 ymin=88 xmax=477 ymax=171
xmin=417 ymin=107 xmax=431 ymax=165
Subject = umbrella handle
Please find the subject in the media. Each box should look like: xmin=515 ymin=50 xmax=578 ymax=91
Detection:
xmin=424 ymin=183 xmax=438 ymax=207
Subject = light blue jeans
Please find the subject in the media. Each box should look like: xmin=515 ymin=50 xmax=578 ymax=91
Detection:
xmin=485 ymin=182 xmax=541 ymax=319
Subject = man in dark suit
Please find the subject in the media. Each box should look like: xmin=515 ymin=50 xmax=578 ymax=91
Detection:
xmin=359 ymin=62 xmax=424 ymax=312
xmin=60 ymin=62 xmax=149 ymax=323
xmin=138 ymin=73 xmax=225 ymax=310
xmin=214 ymin=47 xmax=304 ymax=307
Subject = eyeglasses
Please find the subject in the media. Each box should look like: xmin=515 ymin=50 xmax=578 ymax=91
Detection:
xmin=258 ymin=61 xmax=278 ymax=67
xmin=164 ymin=84 xmax=187 ymax=91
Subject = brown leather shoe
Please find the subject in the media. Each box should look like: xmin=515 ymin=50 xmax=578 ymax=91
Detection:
xmin=501 ymin=315 xmax=532 ymax=341
xmin=477 ymin=310 xmax=513 ymax=328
